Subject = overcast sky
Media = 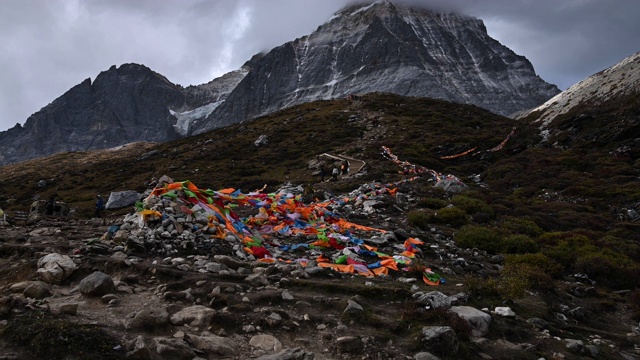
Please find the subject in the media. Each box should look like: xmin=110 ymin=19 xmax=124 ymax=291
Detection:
xmin=1 ymin=0 xmax=639 ymax=132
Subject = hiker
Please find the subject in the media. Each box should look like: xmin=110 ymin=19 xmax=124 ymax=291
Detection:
xmin=46 ymin=195 xmax=55 ymax=215
xmin=341 ymin=160 xmax=350 ymax=175
xmin=331 ymin=166 xmax=339 ymax=181
xmin=95 ymin=195 xmax=104 ymax=218
xmin=319 ymin=164 xmax=326 ymax=182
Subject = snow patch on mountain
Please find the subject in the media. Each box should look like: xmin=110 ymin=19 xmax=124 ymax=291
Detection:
xmin=170 ymin=101 xmax=223 ymax=136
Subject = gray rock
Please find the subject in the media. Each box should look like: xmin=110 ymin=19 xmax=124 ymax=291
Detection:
xmin=23 ymin=281 xmax=51 ymax=299
xmin=213 ymin=255 xmax=246 ymax=269
xmin=565 ymin=339 xmax=584 ymax=354
xmin=105 ymin=190 xmax=140 ymax=210
xmin=186 ymin=333 xmax=237 ymax=358
xmin=421 ymin=326 xmax=458 ymax=356
xmin=586 ymin=345 xmax=599 ymax=357
xmin=128 ymin=308 xmax=170 ymax=332
xmin=58 ymin=303 xmax=79 ymax=315
xmin=169 ymin=305 xmax=216 ymax=328
xmin=246 ymin=273 xmax=269 ymax=287
xmin=36 ymin=253 xmax=77 ymax=284
xmin=250 ymin=334 xmax=283 ymax=352
xmin=154 ymin=337 xmax=196 ymax=359
xmin=255 ymin=347 xmax=315 ymax=360
xmin=414 ymin=291 xmax=465 ymax=309
xmin=343 ymin=299 xmax=364 ymax=315
xmin=414 ymin=352 xmax=441 ymax=360
xmin=78 ymin=271 xmax=115 ymax=296
xmin=255 ymin=134 xmax=269 ymax=147
xmin=281 ymin=290 xmax=295 ymax=301
xmin=526 ymin=317 xmax=548 ymax=329
xmin=265 ymin=312 xmax=283 ymax=327
xmin=493 ymin=307 xmax=515 ymax=317
xmin=10 ymin=281 xmax=35 ymax=293
xmin=336 ymin=336 xmax=364 ymax=353
xmin=449 ymin=306 xmax=491 ymax=337
xmin=434 ymin=178 xmax=468 ymax=193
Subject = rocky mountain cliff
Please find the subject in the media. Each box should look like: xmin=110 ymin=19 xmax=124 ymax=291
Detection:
xmin=0 ymin=64 xmax=188 ymax=165
xmin=518 ymin=51 xmax=640 ymax=147
xmin=0 ymin=1 xmax=561 ymax=165
xmin=191 ymin=1 xmax=559 ymax=134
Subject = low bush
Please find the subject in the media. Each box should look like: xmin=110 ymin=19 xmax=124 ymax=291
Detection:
xmin=427 ymin=206 xmax=469 ymax=228
xmin=454 ymin=225 xmax=503 ymax=254
xmin=500 ymin=217 xmax=543 ymax=237
xmin=501 ymin=234 xmax=539 ymax=254
xmin=407 ymin=210 xmax=430 ymax=230
xmin=418 ymin=197 xmax=448 ymax=209
xmin=451 ymin=194 xmax=494 ymax=217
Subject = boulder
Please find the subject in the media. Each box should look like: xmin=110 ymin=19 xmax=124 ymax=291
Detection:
xmin=336 ymin=336 xmax=364 ymax=353
xmin=23 ymin=281 xmax=52 ymax=299
xmin=128 ymin=308 xmax=171 ymax=332
xmin=154 ymin=337 xmax=196 ymax=359
xmin=449 ymin=306 xmax=491 ymax=337
xmin=105 ymin=190 xmax=140 ymax=210
xmin=169 ymin=305 xmax=216 ymax=328
xmin=493 ymin=307 xmax=516 ymax=317
xmin=255 ymin=347 xmax=315 ymax=360
xmin=250 ymin=334 xmax=283 ymax=352
xmin=185 ymin=333 xmax=237 ymax=358
xmin=78 ymin=271 xmax=115 ymax=296
xmin=37 ymin=253 xmax=77 ymax=284
xmin=421 ymin=326 xmax=458 ymax=356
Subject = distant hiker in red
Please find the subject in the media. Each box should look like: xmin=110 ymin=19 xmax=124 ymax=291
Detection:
xmin=341 ymin=160 xmax=350 ymax=175
xmin=95 ymin=195 xmax=104 ymax=218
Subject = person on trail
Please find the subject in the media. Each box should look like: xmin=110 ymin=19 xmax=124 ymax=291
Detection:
xmin=95 ymin=195 xmax=104 ymax=218
xmin=341 ymin=160 xmax=350 ymax=175
xmin=46 ymin=195 xmax=55 ymax=215
xmin=331 ymin=166 xmax=339 ymax=181
xmin=319 ymin=164 xmax=326 ymax=182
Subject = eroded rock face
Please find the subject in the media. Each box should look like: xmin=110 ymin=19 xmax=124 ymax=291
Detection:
xmin=193 ymin=1 xmax=558 ymax=134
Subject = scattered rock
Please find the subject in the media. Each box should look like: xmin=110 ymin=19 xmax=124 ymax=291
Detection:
xmin=336 ymin=336 xmax=364 ymax=353
xmin=78 ymin=271 xmax=115 ymax=296
xmin=186 ymin=333 xmax=237 ymax=358
xmin=22 ymin=281 xmax=51 ymax=299
xmin=36 ymin=253 xmax=77 ymax=284
xmin=255 ymin=347 xmax=315 ymax=360
xmin=421 ymin=326 xmax=458 ymax=356
xmin=105 ymin=190 xmax=140 ymax=210
xmin=128 ymin=307 xmax=171 ymax=332
xmin=169 ymin=305 xmax=216 ymax=328
xmin=493 ymin=307 xmax=515 ymax=317
xmin=449 ymin=306 xmax=491 ymax=337
xmin=250 ymin=334 xmax=283 ymax=352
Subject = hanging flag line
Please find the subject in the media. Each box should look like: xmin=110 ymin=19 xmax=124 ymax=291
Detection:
xmin=437 ymin=126 xmax=517 ymax=160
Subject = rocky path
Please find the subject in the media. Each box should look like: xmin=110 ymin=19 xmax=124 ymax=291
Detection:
xmin=1 ymin=186 xmax=640 ymax=359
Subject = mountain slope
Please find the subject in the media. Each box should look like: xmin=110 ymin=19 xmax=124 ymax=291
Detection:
xmin=0 ymin=64 xmax=187 ymax=165
xmin=518 ymin=51 xmax=640 ymax=148
xmin=192 ymin=1 xmax=559 ymax=134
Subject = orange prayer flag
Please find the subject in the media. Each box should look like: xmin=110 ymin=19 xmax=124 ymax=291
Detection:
xmin=422 ymin=275 xmax=440 ymax=286
xmin=380 ymin=258 xmax=398 ymax=271
xmin=167 ymin=183 xmax=183 ymax=190
xmin=400 ymin=251 xmax=416 ymax=258
xmin=372 ymin=267 xmax=389 ymax=276
xmin=219 ymin=188 xmax=235 ymax=194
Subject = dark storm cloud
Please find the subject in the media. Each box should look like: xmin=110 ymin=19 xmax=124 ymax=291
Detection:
xmin=1 ymin=0 xmax=639 ymax=132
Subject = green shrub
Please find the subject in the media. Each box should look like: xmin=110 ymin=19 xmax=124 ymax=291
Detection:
xmin=501 ymin=234 xmax=539 ymax=254
xmin=427 ymin=207 xmax=469 ymax=228
xmin=497 ymin=253 xmax=560 ymax=298
xmin=505 ymin=253 xmax=563 ymax=279
xmin=451 ymin=195 xmax=494 ymax=217
xmin=418 ymin=197 xmax=448 ymax=209
xmin=500 ymin=217 xmax=543 ymax=237
xmin=454 ymin=225 xmax=503 ymax=254
xmin=573 ymin=247 xmax=639 ymax=289
xmin=464 ymin=276 xmax=500 ymax=300
xmin=407 ymin=210 xmax=430 ymax=230
xmin=498 ymin=263 xmax=554 ymax=298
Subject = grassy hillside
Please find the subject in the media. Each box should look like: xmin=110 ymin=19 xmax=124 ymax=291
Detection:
xmin=2 ymin=92 xmax=639 ymax=293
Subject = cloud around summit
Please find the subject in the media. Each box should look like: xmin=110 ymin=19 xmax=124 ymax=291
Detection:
xmin=0 ymin=0 xmax=638 ymax=132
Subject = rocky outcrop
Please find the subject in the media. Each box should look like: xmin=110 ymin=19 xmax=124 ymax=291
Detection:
xmin=0 ymin=64 xmax=187 ymax=164
xmin=193 ymin=1 xmax=559 ymax=134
